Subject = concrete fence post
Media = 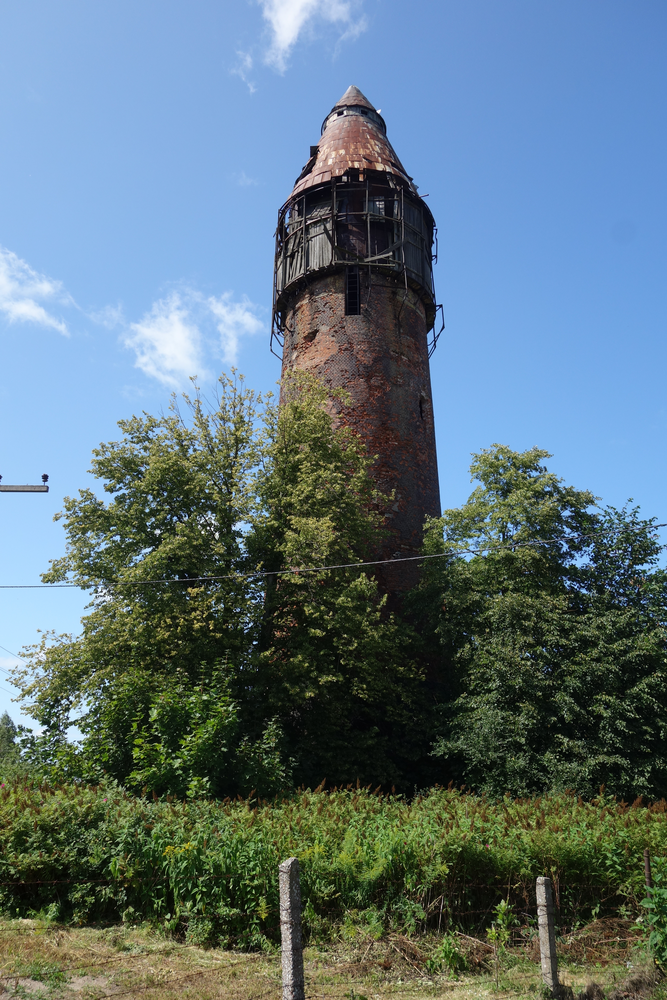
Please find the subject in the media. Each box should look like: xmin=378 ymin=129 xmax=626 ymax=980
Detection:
xmin=644 ymin=848 xmax=653 ymax=889
xmin=279 ymin=857 xmax=305 ymax=1000
xmin=536 ymin=876 xmax=559 ymax=997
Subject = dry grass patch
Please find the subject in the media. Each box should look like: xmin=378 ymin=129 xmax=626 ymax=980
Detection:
xmin=0 ymin=920 xmax=278 ymax=1000
xmin=0 ymin=918 xmax=662 ymax=1000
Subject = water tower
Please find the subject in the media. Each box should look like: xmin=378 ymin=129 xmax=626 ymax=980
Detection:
xmin=272 ymin=86 xmax=441 ymax=589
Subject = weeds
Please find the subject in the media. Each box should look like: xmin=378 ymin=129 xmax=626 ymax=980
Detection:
xmin=0 ymin=915 xmax=654 ymax=1000
xmin=488 ymin=899 xmax=519 ymax=987
xmin=641 ymin=858 xmax=667 ymax=967
xmin=425 ymin=933 xmax=467 ymax=976
xmin=14 ymin=958 xmax=67 ymax=987
xmin=1 ymin=779 xmax=665 ymax=947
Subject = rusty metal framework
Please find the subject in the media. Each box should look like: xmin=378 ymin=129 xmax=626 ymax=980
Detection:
xmin=271 ymin=172 xmax=441 ymax=358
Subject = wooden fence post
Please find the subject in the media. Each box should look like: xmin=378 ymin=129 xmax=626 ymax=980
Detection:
xmin=279 ymin=857 xmax=305 ymax=1000
xmin=536 ymin=876 xmax=559 ymax=997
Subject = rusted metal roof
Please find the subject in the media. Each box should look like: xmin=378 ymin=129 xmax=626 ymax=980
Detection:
xmin=333 ymin=85 xmax=376 ymax=110
xmin=291 ymin=86 xmax=417 ymax=199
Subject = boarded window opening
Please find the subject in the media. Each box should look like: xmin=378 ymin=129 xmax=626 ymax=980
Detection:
xmin=345 ymin=267 xmax=361 ymax=315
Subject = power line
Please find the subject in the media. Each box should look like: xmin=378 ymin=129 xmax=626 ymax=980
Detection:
xmin=0 ymin=525 xmax=664 ymax=591
xmin=3 ymin=549 xmax=457 ymax=589
xmin=0 ymin=644 xmax=23 ymax=677
xmin=0 ymin=643 xmax=23 ymax=660
xmin=0 ymin=644 xmax=23 ymax=682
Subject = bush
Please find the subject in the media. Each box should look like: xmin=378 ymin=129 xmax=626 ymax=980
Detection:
xmin=426 ymin=933 xmax=467 ymax=974
xmin=641 ymin=857 xmax=667 ymax=967
xmin=0 ymin=781 xmax=665 ymax=946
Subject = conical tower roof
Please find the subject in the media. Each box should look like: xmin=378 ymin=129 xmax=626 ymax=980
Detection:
xmin=333 ymin=85 xmax=376 ymax=110
xmin=291 ymin=86 xmax=417 ymax=198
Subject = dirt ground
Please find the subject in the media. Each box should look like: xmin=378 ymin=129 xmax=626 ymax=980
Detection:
xmin=0 ymin=916 xmax=662 ymax=1000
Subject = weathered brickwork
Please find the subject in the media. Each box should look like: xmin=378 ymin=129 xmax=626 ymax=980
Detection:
xmin=281 ymin=270 xmax=439 ymax=590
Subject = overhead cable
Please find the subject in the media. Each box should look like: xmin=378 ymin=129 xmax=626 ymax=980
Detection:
xmin=0 ymin=524 xmax=664 ymax=591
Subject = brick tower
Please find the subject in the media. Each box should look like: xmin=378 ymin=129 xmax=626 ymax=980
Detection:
xmin=271 ymin=86 xmax=441 ymax=590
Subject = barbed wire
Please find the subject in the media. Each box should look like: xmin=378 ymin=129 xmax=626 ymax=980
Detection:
xmin=0 ymin=871 xmax=253 ymax=887
xmin=0 ymin=869 xmax=646 ymax=890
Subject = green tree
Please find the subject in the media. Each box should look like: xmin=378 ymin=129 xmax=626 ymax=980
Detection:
xmin=426 ymin=445 xmax=667 ymax=799
xmin=12 ymin=371 xmax=436 ymax=793
xmin=13 ymin=373 xmax=281 ymax=792
xmin=0 ymin=712 xmax=18 ymax=760
xmin=247 ymin=372 xmax=434 ymax=788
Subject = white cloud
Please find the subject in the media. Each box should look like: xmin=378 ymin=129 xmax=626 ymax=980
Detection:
xmin=88 ymin=303 xmax=125 ymax=329
xmin=207 ymin=292 xmax=264 ymax=364
xmin=260 ymin=0 xmax=364 ymax=71
xmin=123 ymin=292 xmax=206 ymax=389
xmin=0 ymin=246 xmax=264 ymax=389
xmin=235 ymin=170 xmax=259 ymax=187
xmin=231 ymin=50 xmax=257 ymax=93
xmin=0 ymin=246 xmax=72 ymax=335
xmin=123 ymin=289 xmax=264 ymax=388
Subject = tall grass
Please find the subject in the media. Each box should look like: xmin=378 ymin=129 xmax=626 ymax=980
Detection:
xmin=0 ymin=779 xmax=662 ymax=947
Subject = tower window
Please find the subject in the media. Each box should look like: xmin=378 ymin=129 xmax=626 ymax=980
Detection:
xmin=345 ymin=267 xmax=361 ymax=315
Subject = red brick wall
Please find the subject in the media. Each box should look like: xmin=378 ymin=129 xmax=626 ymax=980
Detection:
xmin=281 ymin=270 xmax=440 ymax=591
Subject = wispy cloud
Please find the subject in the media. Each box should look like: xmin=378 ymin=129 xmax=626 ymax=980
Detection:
xmin=0 ymin=246 xmax=72 ymax=335
xmin=235 ymin=170 xmax=260 ymax=187
xmin=123 ymin=292 xmax=207 ymax=389
xmin=123 ymin=289 xmax=264 ymax=388
xmin=231 ymin=50 xmax=257 ymax=93
xmin=0 ymin=244 xmax=264 ymax=389
xmin=207 ymin=292 xmax=264 ymax=364
xmin=260 ymin=0 xmax=365 ymax=72
xmin=88 ymin=303 xmax=125 ymax=329
xmin=0 ymin=657 xmax=19 ymax=699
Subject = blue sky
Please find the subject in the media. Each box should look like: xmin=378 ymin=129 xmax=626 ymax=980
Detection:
xmin=1 ymin=0 xmax=666 ymax=726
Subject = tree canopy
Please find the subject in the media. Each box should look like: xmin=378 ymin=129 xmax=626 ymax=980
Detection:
xmin=13 ymin=372 xmax=431 ymax=795
xmin=9 ymin=388 xmax=667 ymax=801
xmin=423 ymin=445 xmax=667 ymax=799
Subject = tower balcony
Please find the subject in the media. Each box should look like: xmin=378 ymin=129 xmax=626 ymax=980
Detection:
xmin=272 ymin=170 xmax=437 ymax=354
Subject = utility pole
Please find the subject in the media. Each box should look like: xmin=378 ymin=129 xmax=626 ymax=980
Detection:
xmin=0 ymin=474 xmax=49 ymax=493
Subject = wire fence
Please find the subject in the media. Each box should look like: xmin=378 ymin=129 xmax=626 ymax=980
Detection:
xmin=0 ymin=852 xmax=654 ymax=1000
xmin=0 ymin=915 xmax=645 ymax=1000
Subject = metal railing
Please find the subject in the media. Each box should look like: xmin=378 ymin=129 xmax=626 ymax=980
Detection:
xmin=271 ymin=176 xmax=438 ymax=358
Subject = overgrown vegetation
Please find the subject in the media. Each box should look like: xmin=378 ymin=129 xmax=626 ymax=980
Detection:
xmin=0 ymin=782 xmax=665 ymax=949
xmin=3 ymin=370 xmax=666 ymax=801
xmin=642 ymin=858 xmax=667 ymax=967
xmin=422 ymin=445 xmax=667 ymax=799
xmin=10 ymin=372 xmax=429 ymax=795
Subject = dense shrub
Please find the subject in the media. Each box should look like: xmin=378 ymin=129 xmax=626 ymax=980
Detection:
xmin=0 ymin=780 xmax=662 ymax=947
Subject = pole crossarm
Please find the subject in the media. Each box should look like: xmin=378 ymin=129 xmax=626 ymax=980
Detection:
xmin=0 ymin=484 xmax=49 ymax=493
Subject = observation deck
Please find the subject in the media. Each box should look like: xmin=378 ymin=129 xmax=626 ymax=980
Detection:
xmin=271 ymin=87 xmax=438 ymax=355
